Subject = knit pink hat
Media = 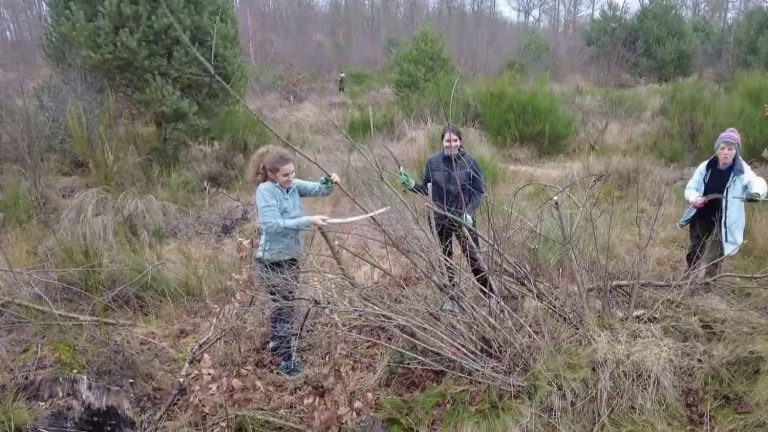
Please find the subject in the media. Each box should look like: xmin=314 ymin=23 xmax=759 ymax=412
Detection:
xmin=715 ymin=128 xmax=741 ymax=153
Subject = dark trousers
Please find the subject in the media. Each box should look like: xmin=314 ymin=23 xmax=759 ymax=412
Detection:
xmin=255 ymin=258 xmax=299 ymax=361
xmin=435 ymin=219 xmax=492 ymax=298
xmin=686 ymin=215 xmax=724 ymax=278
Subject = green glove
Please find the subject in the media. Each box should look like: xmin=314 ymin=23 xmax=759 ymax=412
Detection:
xmin=399 ymin=170 xmax=415 ymax=190
xmin=746 ymin=191 xmax=762 ymax=202
xmin=461 ymin=213 xmax=473 ymax=225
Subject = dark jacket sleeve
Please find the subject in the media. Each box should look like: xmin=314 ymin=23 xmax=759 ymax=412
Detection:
xmin=465 ymin=157 xmax=485 ymax=214
xmin=413 ymin=157 xmax=433 ymax=196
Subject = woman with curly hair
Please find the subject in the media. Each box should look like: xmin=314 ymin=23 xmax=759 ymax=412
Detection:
xmin=247 ymin=145 xmax=340 ymax=376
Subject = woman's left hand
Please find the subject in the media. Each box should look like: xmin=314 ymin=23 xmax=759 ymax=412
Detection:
xmin=329 ymin=173 xmax=341 ymax=184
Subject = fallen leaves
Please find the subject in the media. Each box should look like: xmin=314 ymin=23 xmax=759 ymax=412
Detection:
xmin=180 ymin=336 xmax=382 ymax=429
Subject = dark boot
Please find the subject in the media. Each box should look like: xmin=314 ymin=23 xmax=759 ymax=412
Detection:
xmin=278 ymin=353 xmax=303 ymax=376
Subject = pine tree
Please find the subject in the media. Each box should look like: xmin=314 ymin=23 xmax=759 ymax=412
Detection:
xmin=45 ymin=0 xmax=246 ymax=163
xmin=629 ymin=0 xmax=695 ymax=82
xmin=734 ymin=6 xmax=768 ymax=70
xmin=391 ymin=27 xmax=456 ymax=114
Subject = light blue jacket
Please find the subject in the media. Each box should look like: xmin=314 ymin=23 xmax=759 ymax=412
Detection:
xmin=254 ymin=179 xmax=333 ymax=261
xmin=678 ymin=156 xmax=767 ymax=256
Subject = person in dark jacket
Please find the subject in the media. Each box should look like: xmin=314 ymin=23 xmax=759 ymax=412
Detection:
xmin=338 ymin=71 xmax=346 ymax=93
xmin=399 ymin=125 xmax=489 ymax=311
xmin=247 ymin=145 xmax=340 ymax=376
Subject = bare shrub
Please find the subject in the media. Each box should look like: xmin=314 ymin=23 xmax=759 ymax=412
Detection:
xmin=0 ymin=85 xmax=66 ymax=213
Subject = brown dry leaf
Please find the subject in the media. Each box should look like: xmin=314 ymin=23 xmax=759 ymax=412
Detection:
xmin=318 ymin=410 xmax=338 ymax=430
xmin=736 ymin=399 xmax=754 ymax=414
xmin=231 ymin=378 xmax=243 ymax=390
xmin=200 ymin=352 xmax=213 ymax=368
xmin=312 ymin=414 xmax=322 ymax=431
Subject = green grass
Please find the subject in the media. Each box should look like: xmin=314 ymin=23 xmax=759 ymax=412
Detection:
xmin=344 ymin=67 xmax=392 ymax=100
xmin=0 ymin=179 xmax=34 ymax=228
xmin=0 ymin=394 xmax=32 ymax=432
xmin=345 ymin=104 xmax=401 ymax=142
xmin=54 ymin=240 xmax=108 ymax=297
xmin=381 ymin=385 xmax=520 ymax=432
xmin=210 ymin=104 xmax=270 ymax=157
xmin=157 ymin=169 xmax=201 ymax=205
xmin=474 ymin=154 xmax=502 ymax=188
xmin=50 ymin=339 xmax=86 ymax=374
xmin=653 ymin=72 xmax=768 ymax=163
xmin=475 ymin=75 xmax=573 ymax=155
xmin=700 ymin=336 xmax=768 ymax=431
xmin=590 ymin=87 xmax=646 ymax=117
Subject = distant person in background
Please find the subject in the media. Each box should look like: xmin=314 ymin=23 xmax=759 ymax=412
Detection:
xmin=247 ymin=145 xmax=340 ymax=376
xmin=338 ymin=71 xmax=346 ymax=93
xmin=678 ymin=128 xmax=767 ymax=279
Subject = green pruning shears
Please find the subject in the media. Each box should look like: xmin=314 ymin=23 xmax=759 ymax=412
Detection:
xmin=382 ymin=144 xmax=415 ymax=190
xmin=321 ymin=174 xmax=333 ymax=187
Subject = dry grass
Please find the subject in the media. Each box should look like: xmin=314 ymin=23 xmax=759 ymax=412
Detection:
xmin=55 ymin=188 xmax=175 ymax=255
xmin=4 ymin=87 xmax=768 ymax=431
xmin=592 ymin=325 xmax=688 ymax=421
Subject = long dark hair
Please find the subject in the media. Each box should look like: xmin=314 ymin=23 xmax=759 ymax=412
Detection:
xmin=440 ymin=124 xmax=463 ymax=142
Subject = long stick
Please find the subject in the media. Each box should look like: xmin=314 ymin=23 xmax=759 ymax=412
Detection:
xmin=0 ymin=295 xmax=133 ymax=326
xmin=316 ymin=227 xmax=358 ymax=286
xmin=588 ymin=272 xmax=768 ymax=292
xmin=325 ymin=207 xmax=390 ymax=224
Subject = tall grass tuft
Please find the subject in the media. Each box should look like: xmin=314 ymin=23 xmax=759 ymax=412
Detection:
xmin=66 ymin=94 xmax=158 ymax=189
xmin=345 ymin=105 xmax=401 ymax=142
xmin=475 ymin=75 xmax=573 ymax=155
xmin=49 ymin=189 xmax=181 ymax=302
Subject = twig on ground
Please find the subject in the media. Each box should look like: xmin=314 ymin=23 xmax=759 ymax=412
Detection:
xmin=0 ymin=295 xmax=133 ymax=326
xmin=142 ymin=315 xmax=226 ymax=432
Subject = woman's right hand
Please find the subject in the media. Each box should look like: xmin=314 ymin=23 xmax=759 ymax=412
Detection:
xmin=691 ymin=197 xmax=706 ymax=209
xmin=399 ymin=170 xmax=415 ymax=189
xmin=308 ymin=215 xmax=329 ymax=226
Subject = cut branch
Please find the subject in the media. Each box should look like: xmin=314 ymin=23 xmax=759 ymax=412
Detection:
xmin=0 ymin=295 xmax=133 ymax=326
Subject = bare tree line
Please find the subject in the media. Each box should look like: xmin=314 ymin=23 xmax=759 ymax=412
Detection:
xmin=235 ymin=0 xmax=523 ymax=75
xmin=0 ymin=0 xmax=46 ymax=69
xmin=1 ymin=0 xmax=766 ymax=76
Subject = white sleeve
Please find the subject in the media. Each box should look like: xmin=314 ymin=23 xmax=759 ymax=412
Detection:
xmin=684 ymin=162 xmax=707 ymax=203
xmin=742 ymin=161 xmax=768 ymax=198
